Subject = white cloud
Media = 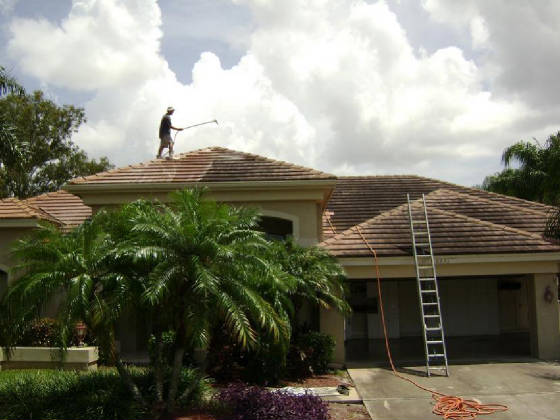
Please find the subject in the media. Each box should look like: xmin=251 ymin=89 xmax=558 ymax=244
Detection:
xmin=0 ymin=0 xmax=18 ymax=14
xmin=6 ymin=0 xmax=559 ymax=186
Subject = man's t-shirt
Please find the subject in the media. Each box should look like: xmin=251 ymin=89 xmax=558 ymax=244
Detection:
xmin=159 ymin=114 xmax=171 ymax=138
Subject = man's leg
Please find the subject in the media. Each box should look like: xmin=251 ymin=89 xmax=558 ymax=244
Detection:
xmin=157 ymin=143 xmax=165 ymax=158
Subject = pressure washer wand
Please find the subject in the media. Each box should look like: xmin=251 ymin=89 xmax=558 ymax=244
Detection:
xmin=172 ymin=119 xmax=219 ymax=145
xmin=182 ymin=119 xmax=219 ymax=130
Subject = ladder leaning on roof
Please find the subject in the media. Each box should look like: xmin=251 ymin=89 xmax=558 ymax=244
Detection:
xmin=407 ymin=193 xmax=449 ymax=377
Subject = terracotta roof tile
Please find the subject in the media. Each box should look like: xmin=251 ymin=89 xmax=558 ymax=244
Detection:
xmin=68 ymin=147 xmax=336 ymax=185
xmin=322 ymin=197 xmax=560 ymax=257
xmin=25 ymin=191 xmax=92 ymax=228
xmin=0 ymin=198 xmax=42 ymax=220
xmin=0 ymin=191 xmax=91 ymax=229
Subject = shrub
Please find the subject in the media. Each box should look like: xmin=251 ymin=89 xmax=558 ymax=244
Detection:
xmin=0 ymin=367 xmax=210 ymax=419
xmin=207 ymin=331 xmax=286 ymax=386
xmin=288 ymin=331 xmax=335 ymax=376
xmin=215 ymin=383 xmax=330 ymax=420
xmin=16 ymin=317 xmax=96 ymax=348
xmin=18 ymin=318 xmax=60 ymax=347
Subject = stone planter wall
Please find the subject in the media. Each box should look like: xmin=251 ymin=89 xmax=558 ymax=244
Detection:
xmin=0 ymin=346 xmax=98 ymax=371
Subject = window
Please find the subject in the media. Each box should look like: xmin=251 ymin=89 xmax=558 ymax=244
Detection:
xmin=258 ymin=216 xmax=293 ymax=241
xmin=0 ymin=270 xmax=7 ymax=299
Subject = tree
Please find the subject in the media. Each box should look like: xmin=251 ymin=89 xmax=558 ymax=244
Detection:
xmin=1 ymin=215 xmax=146 ymax=403
xmin=122 ymin=189 xmax=290 ymax=413
xmin=482 ymin=132 xmax=560 ymax=204
xmin=2 ymin=189 xmax=292 ymax=416
xmin=267 ymin=237 xmax=350 ymax=325
xmin=0 ymin=66 xmax=24 ymax=97
xmin=0 ymin=90 xmax=113 ymax=198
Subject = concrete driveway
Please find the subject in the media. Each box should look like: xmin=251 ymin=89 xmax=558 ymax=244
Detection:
xmin=348 ymin=361 xmax=560 ymax=420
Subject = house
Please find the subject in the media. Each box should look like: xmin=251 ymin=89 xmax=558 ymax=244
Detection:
xmin=1 ymin=146 xmax=559 ymax=365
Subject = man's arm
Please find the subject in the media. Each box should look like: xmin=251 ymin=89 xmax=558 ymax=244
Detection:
xmin=171 ymin=125 xmax=183 ymax=131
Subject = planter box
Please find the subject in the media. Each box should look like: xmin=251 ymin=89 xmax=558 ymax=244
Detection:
xmin=0 ymin=346 xmax=98 ymax=371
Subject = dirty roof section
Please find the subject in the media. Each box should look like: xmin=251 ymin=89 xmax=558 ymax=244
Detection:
xmin=323 ymin=176 xmax=553 ymax=240
xmin=0 ymin=191 xmax=91 ymax=229
xmin=322 ymin=178 xmax=558 ymax=257
xmin=68 ymin=147 xmax=336 ymax=185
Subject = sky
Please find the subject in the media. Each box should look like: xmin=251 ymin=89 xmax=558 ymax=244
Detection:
xmin=1 ymin=0 xmax=559 ymax=187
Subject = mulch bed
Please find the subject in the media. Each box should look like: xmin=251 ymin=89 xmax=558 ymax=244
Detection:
xmin=280 ymin=371 xmax=353 ymax=388
xmin=175 ymin=372 xmax=372 ymax=420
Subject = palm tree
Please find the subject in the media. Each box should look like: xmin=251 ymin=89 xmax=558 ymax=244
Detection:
xmin=2 ymin=215 xmax=145 ymax=403
xmin=119 ymin=189 xmax=291 ymax=413
xmin=0 ymin=66 xmax=24 ymax=96
xmin=267 ymin=237 xmax=350 ymax=325
xmin=0 ymin=67 xmax=25 ymax=197
xmin=483 ymin=132 xmax=560 ymax=204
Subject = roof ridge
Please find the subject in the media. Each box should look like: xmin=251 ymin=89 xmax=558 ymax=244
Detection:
xmin=426 ymin=204 xmax=547 ymax=241
xmin=417 ymin=174 xmax=554 ymax=212
xmin=428 ymin=188 xmax=549 ymax=217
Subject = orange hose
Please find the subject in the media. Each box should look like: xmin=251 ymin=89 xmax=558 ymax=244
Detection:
xmin=326 ymin=213 xmax=508 ymax=420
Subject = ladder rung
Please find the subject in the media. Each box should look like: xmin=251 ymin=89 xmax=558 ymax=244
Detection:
xmin=423 ymin=302 xmax=438 ymax=306
xmin=428 ymin=354 xmax=445 ymax=357
xmin=427 ymin=340 xmax=443 ymax=345
xmin=419 ymin=277 xmax=435 ymax=281
xmin=418 ymin=265 xmax=433 ymax=269
xmin=426 ymin=327 xmax=441 ymax=331
xmin=424 ymin=314 xmax=441 ymax=318
xmin=428 ymin=366 xmax=448 ymax=371
xmin=416 ymin=243 xmax=430 ymax=246
xmin=421 ymin=290 xmax=436 ymax=293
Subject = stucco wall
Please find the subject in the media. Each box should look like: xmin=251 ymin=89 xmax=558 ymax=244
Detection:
xmin=0 ymin=227 xmax=34 ymax=285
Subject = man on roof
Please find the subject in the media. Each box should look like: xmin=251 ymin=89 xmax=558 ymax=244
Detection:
xmin=157 ymin=106 xmax=183 ymax=159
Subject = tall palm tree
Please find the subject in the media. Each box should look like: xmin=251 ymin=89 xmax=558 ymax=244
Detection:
xmin=0 ymin=67 xmax=25 ymax=179
xmin=0 ymin=66 xmax=24 ymax=97
xmin=483 ymin=132 xmax=560 ymax=204
xmin=120 ymin=189 xmax=291 ymax=413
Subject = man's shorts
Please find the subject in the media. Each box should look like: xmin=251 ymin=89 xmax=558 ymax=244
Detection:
xmin=159 ymin=134 xmax=173 ymax=148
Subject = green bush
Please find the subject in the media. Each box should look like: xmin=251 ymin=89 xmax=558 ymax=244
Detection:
xmin=288 ymin=331 xmax=335 ymax=376
xmin=207 ymin=329 xmax=336 ymax=385
xmin=0 ymin=367 xmax=210 ymax=420
xmin=18 ymin=318 xmax=60 ymax=347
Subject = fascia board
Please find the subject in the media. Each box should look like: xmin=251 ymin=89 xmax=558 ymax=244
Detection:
xmin=0 ymin=219 xmax=41 ymax=228
xmin=338 ymin=252 xmax=560 ymax=266
xmin=64 ymin=179 xmax=337 ymax=193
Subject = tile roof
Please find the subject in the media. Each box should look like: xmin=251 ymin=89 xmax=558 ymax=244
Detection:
xmin=323 ymin=176 xmax=553 ymax=240
xmin=68 ymin=147 xmax=336 ymax=185
xmin=0 ymin=198 xmax=54 ymax=222
xmin=322 ymin=194 xmax=559 ymax=257
xmin=0 ymin=191 xmax=91 ymax=228
xmin=24 ymin=191 xmax=92 ymax=228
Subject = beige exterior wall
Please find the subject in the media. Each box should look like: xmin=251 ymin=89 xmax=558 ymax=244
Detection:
xmin=0 ymin=226 xmax=34 ymax=286
xmin=85 ymin=188 xmax=326 ymax=246
xmin=319 ymin=306 xmax=346 ymax=365
xmin=528 ymin=273 xmax=560 ymax=359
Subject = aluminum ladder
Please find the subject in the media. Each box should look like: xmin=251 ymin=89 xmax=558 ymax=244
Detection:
xmin=407 ymin=193 xmax=449 ymax=377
